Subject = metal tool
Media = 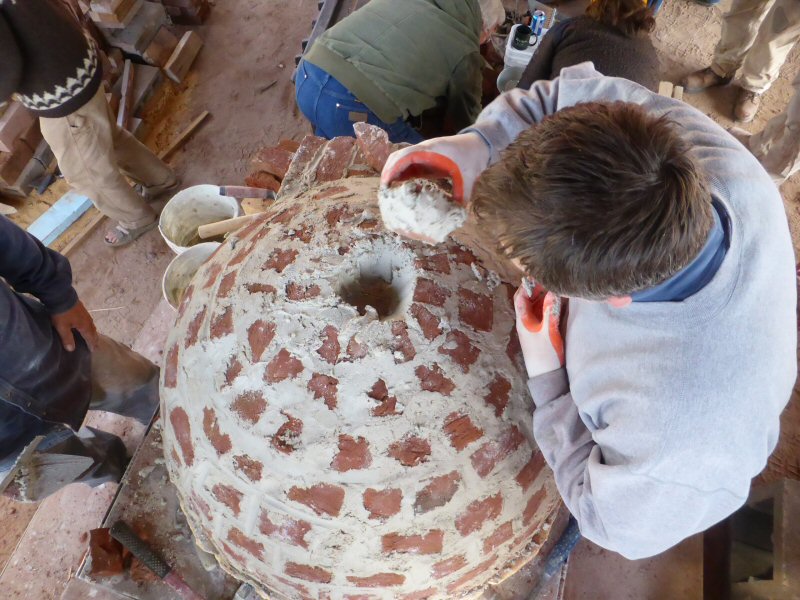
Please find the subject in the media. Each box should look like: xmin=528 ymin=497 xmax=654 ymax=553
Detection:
xmin=219 ymin=186 xmax=276 ymax=200
xmin=110 ymin=520 xmax=205 ymax=600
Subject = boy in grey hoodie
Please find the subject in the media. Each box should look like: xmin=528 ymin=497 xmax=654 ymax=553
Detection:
xmin=380 ymin=62 xmax=797 ymax=559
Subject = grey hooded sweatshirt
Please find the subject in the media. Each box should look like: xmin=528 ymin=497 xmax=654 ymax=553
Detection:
xmin=468 ymin=63 xmax=797 ymax=559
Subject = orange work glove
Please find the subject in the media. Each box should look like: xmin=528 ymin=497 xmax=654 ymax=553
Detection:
xmin=514 ymin=285 xmax=565 ymax=378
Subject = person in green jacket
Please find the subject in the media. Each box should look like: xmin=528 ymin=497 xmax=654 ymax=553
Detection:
xmin=296 ymin=0 xmax=505 ymax=143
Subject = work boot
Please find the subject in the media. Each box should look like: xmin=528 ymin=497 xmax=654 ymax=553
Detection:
xmin=734 ymin=88 xmax=762 ymax=123
xmin=682 ymin=67 xmax=732 ymax=94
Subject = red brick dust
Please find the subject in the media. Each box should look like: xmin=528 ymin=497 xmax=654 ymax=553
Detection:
xmin=363 ymin=488 xmax=402 ymax=519
xmin=169 ymin=407 xmax=194 ymax=466
xmin=470 ymin=426 xmax=525 ymax=478
xmin=203 ymin=407 xmax=232 ymax=455
xmin=443 ymin=413 xmax=484 ymax=451
xmin=272 ymin=413 xmax=303 ymax=454
xmin=484 ymin=374 xmax=511 ymax=417
xmin=260 ymin=510 xmax=312 ymax=549
xmin=331 ymin=435 xmax=372 ymax=471
xmin=455 ymin=493 xmax=503 ymax=536
xmin=265 ymin=348 xmax=304 ymax=382
xmin=382 ymin=530 xmax=444 ymax=555
xmin=288 ymin=483 xmax=345 ymax=517
xmin=233 ymin=455 xmax=263 ymax=482
xmin=432 ymin=554 xmax=468 ymax=579
xmin=307 ymin=373 xmax=339 ymax=410
xmin=414 ymin=471 xmax=462 ymax=514
xmin=228 ymin=527 xmax=265 ymax=560
xmin=347 ymin=573 xmax=406 ymax=588
xmin=388 ymin=435 xmax=432 ymax=467
xmin=437 ymin=330 xmax=480 ymax=372
xmin=483 ymin=521 xmax=514 ymax=554
xmin=415 ymin=363 xmax=455 ymax=396
xmin=458 ymin=288 xmax=494 ymax=332
xmin=231 ymin=390 xmax=267 ymax=424
xmin=368 ymin=379 xmax=399 ymax=417
xmin=410 ymin=303 xmax=442 ymax=340
xmin=317 ymin=325 xmax=341 ymax=364
xmin=211 ymin=483 xmax=244 ymax=517
xmin=248 ymin=320 xmax=276 ymax=362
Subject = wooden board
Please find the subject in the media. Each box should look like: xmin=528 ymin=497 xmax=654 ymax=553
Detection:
xmin=164 ymin=31 xmax=203 ymax=84
xmin=117 ymin=59 xmax=135 ymax=131
xmin=158 ymin=110 xmax=209 ymax=160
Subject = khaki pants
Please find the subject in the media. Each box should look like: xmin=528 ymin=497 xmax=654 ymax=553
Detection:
xmin=39 ymin=87 xmax=174 ymax=230
xmin=748 ymin=71 xmax=800 ymax=182
xmin=711 ymin=0 xmax=800 ymax=93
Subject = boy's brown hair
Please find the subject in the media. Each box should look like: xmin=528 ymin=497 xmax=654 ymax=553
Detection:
xmin=471 ymin=101 xmax=713 ymax=299
xmin=586 ymin=0 xmax=656 ymax=36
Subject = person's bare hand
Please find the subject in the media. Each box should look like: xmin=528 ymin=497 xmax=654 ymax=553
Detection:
xmin=51 ymin=300 xmax=98 ymax=352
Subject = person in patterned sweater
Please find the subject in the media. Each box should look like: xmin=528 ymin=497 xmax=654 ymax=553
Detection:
xmin=0 ymin=0 xmax=178 ymax=247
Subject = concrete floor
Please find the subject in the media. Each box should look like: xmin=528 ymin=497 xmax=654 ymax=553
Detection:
xmin=1 ymin=0 xmax=798 ymax=598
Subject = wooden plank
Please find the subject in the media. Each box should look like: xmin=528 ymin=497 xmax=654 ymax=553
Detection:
xmin=60 ymin=209 xmax=105 ymax=256
xmin=142 ymin=26 xmax=179 ymax=67
xmin=163 ymin=30 xmax=203 ymax=83
xmin=158 ymin=110 xmax=209 ymax=160
xmin=117 ymin=59 xmax=135 ymax=131
xmin=27 ymin=191 xmax=93 ymax=246
xmin=658 ymin=80 xmax=674 ymax=98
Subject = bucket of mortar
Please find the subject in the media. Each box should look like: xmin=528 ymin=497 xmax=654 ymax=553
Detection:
xmin=159 ymin=184 xmax=241 ymax=254
xmin=162 ymin=241 xmax=220 ymax=310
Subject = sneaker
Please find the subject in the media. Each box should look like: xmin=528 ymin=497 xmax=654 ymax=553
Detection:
xmin=135 ymin=174 xmax=181 ymax=202
xmin=734 ymin=88 xmax=762 ymax=123
xmin=682 ymin=67 xmax=732 ymax=93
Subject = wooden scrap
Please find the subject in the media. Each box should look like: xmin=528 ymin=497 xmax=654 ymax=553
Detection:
xmin=0 ymin=202 xmax=17 ymax=215
xmin=658 ymin=81 xmax=674 ymax=99
xmin=158 ymin=110 xmax=210 ymax=160
xmin=142 ymin=26 xmax=179 ymax=67
xmin=164 ymin=30 xmax=204 ymax=84
xmin=60 ymin=209 xmax=105 ymax=256
xmin=673 ymin=85 xmax=684 ymax=101
xmin=0 ymin=102 xmax=36 ymax=153
xmin=117 ymin=59 xmax=135 ymax=131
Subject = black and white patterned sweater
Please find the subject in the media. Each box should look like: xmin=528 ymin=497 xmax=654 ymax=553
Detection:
xmin=0 ymin=0 xmax=102 ymax=118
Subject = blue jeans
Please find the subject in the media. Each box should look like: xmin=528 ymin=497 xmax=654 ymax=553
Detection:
xmin=295 ymin=60 xmax=424 ymax=144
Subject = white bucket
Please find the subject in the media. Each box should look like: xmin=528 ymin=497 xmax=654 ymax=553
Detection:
xmin=159 ymin=185 xmax=241 ymax=254
xmin=162 ymin=242 xmax=221 ymax=310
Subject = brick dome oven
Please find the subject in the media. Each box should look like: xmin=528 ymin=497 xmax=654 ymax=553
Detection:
xmin=161 ymin=172 xmax=559 ymax=599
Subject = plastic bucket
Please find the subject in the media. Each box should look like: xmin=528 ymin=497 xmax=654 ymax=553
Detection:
xmin=159 ymin=185 xmax=240 ymax=254
xmin=162 ymin=242 xmax=221 ymax=310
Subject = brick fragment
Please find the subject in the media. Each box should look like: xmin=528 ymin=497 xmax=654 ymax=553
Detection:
xmin=312 ymin=184 xmax=349 ymax=201
xmin=276 ymin=576 xmax=312 ymax=598
xmin=201 ymin=263 xmax=223 ymax=290
xmin=438 ymin=330 xmax=479 ymax=372
xmin=346 ymin=573 xmax=405 ymax=588
xmin=455 ymin=493 xmax=503 ymax=536
xmin=210 ymin=306 xmax=234 ymax=339
xmin=368 ymin=379 xmax=399 ymax=416
xmin=443 ymin=413 xmax=483 ymax=451
xmin=263 ymin=248 xmax=298 ymax=273
xmin=390 ymin=321 xmax=416 ymax=363
xmin=224 ymin=357 xmax=243 ymax=386
xmin=458 ymin=288 xmax=494 ymax=332
xmin=485 ymin=374 xmax=511 ymax=417
xmin=169 ymin=407 xmax=194 ymax=466
xmin=317 ymin=325 xmax=340 ymax=364
xmin=216 ymin=271 xmax=237 ymax=298
xmin=315 ymin=136 xmax=356 ymax=182
xmin=307 ymin=373 xmax=338 ymax=409
xmin=202 ymin=407 xmax=231 ymax=455
xmin=516 ymin=451 xmax=546 ymax=491
xmin=331 ymin=435 xmax=372 ymax=471
xmin=388 ymin=435 xmax=431 ymax=467
xmin=353 ymin=122 xmax=392 ymax=171
xmin=382 ymin=530 xmax=444 ymax=555
xmin=483 ymin=521 xmax=514 ymax=553
xmin=282 ymin=135 xmax=326 ymax=187
xmin=164 ymin=344 xmax=179 ymax=388
xmin=259 ymin=510 xmax=311 ymax=548
xmin=211 ymin=483 xmax=243 ymax=516
xmin=248 ymin=320 xmax=276 ymax=362
xmin=265 ymin=348 xmax=304 ymax=382
xmin=279 ymin=139 xmax=301 ymax=153
xmin=220 ymin=541 xmax=246 ymax=564
xmin=244 ymin=171 xmax=281 ymax=192
xmin=346 ymin=335 xmax=368 ymax=360
xmin=413 ymin=278 xmax=450 ymax=307
xmin=523 ymin=488 xmax=547 ymax=525
xmin=410 ymin=303 xmax=442 ymax=341
xmin=445 ymin=555 xmax=498 ymax=594
xmin=250 ymin=146 xmax=293 ymax=179
xmin=401 ymin=589 xmax=438 ymax=600
xmin=414 ymin=471 xmax=461 ymax=514
xmin=228 ymin=527 xmax=264 ymax=559
xmin=288 ymin=483 xmax=345 ymax=517
xmin=272 ymin=413 xmax=303 ymax=454
xmin=449 ymin=245 xmax=477 ymax=266
xmin=231 ymin=390 xmax=267 ymax=424
xmin=285 ymin=562 xmax=332 ymax=583
xmin=415 ymin=364 xmax=455 ymax=396
xmin=184 ymin=306 xmax=207 ymax=347
xmin=363 ymin=488 xmax=402 ymax=519
xmin=432 ymin=554 xmax=467 ymax=578
xmin=233 ymin=455 xmax=263 ymax=482
xmin=245 ymin=283 xmax=277 ymax=296
xmin=470 ymin=425 xmax=525 ymax=478
xmin=415 ymin=253 xmax=451 ymax=274
xmin=325 ymin=204 xmax=355 ymax=227
xmin=286 ymin=282 xmax=321 ymax=301
xmin=88 ymin=528 xmax=124 ymax=577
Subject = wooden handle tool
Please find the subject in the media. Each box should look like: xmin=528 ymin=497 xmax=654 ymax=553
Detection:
xmin=197 ymin=214 xmax=261 ymax=239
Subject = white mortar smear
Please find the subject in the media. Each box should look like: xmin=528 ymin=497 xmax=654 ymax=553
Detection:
xmin=378 ymin=180 xmax=467 ymax=244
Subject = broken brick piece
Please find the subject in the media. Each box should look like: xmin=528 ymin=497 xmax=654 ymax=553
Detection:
xmin=470 ymin=426 xmax=525 ymax=478
xmin=414 ymin=471 xmax=462 ymax=514
xmin=388 ymin=435 xmax=431 ymax=467
xmin=410 ymin=303 xmax=442 ymax=341
xmin=231 ymin=390 xmax=268 ymax=424
xmin=272 ymin=413 xmax=303 ymax=454
xmin=443 ymin=413 xmax=484 ymax=451
xmin=308 ymin=373 xmax=338 ymax=409
xmin=88 ymin=528 xmax=124 ymax=577
xmin=317 ymin=325 xmax=340 ymax=364
xmin=265 ymin=348 xmax=304 ymax=382
xmin=250 ymin=146 xmax=293 ymax=179
xmin=331 ymin=435 xmax=372 ymax=471
xmin=382 ymin=530 xmax=444 ymax=555
xmin=363 ymin=488 xmax=402 ymax=519
xmin=455 ymin=493 xmax=503 ymax=536
xmin=288 ymin=483 xmax=345 ymax=517
xmin=203 ymin=407 xmax=231 ymax=455
xmin=414 ymin=278 xmax=450 ymax=307
xmin=415 ymin=364 xmax=455 ymax=396
xmin=212 ymin=483 xmax=244 ymax=516
xmin=484 ymin=374 xmax=511 ymax=417
xmin=346 ymin=573 xmax=406 ymax=588
xmin=368 ymin=379 xmax=399 ymax=417
xmin=458 ymin=288 xmax=494 ymax=332
xmin=437 ymin=330 xmax=480 ymax=373
xmin=353 ymin=122 xmax=393 ymax=172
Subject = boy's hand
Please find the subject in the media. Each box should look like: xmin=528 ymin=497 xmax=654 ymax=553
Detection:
xmin=51 ymin=300 xmax=98 ymax=352
xmin=514 ymin=286 xmax=565 ymax=379
xmin=380 ymin=132 xmax=491 ymax=206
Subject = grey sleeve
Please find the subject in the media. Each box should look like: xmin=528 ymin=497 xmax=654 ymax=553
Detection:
xmin=0 ymin=14 xmax=23 ymax=103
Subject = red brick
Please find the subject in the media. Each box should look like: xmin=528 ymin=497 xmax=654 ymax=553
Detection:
xmin=458 ymin=288 xmax=494 ymax=332
xmin=284 ymin=223 xmax=314 ymax=243
xmin=212 ymin=483 xmax=243 ymax=516
xmin=286 ymin=282 xmax=321 ymax=301
xmin=231 ymin=390 xmax=267 ymax=424
xmin=312 ymin=184 xmax=349 ymax=201
xmin=315 ymin=136 xmax=356 ymax=182
xmin=227 ymin=527 xmax=264 ymax=559
xmin=189 ymin=492 xmax=213 ymax=522
xmin=470 ymin=425 xmax=525 ymax=478
xmin=443 ymin=413 xmax=483 ymax=451
xmin=210 ymin=306 xmax=234 ymax=339
xmin=202 ymin=407 xmax=231 ymax=455
xmin=178 ymin=284 xmax=194 ymax=312
xmin=285 ymin=562 xmax=332 ymax=583
xmin=88 ymin=528 xmax=124 ymax=577
xmin=288 ymin=483 xmax=345 ymax=517
xmin=358 ymin=218 xmax=379 ymax=229
xmin=317 ymin=325 xmax=340 ymax=364
xmin=250 ymin=146 xmax=293 ymax=179
xmin=448 ymin=244 xmax=477 ymax=266
xmin=401 ymin=589 xmax=438 ymax=600
xmin=244 ymin=170 xmax=281 ymax=192
xmin=248 ymin=320 xmax=276 ymax=362
xmin=184 ymin=306 xmax=207 ymax=347
xmin=259 ymin=510 xmax=311 ymax=548
xmin=325 ymin=204 xmax=355 ymax=227
xmin=221 ymin=541 xmax=246 ymax=564
xmin=414 ymin=471 xmax=461 ymax=514
xmin=265 ymin=348 xmax=303 ymax=382
xmin=445 ymin=555 xmax=498 ymax=594
xmin=225 ymin=357 xmax=243 ymax=386
xmin=413 ymin=278 xmax=450 ymax=307
xmin=368 ymin=379 xmax=399 ymax=417
xmin=485 ymin=374 xmax=511 ymax=417
xmin=283 ymin=134 xmax=326 ymax=184
xmin=201 ymin=263 xmax=223 ymax=290
xmin=272 ymin=413 xmax=303 ymax=454
xmin=346 ymin=573 xmax=405 ymax=588
xmin=276 ymin=576 xmax=312 ymax=598
xmin=455 ymin=493 xmax=503 ymax=536
xmin=263 ymin=248 xmax=298 ymax=273
xmin=363 ymin=488 xmax=402 ymax=519
xmin=432 ymin=554 xmax=467 ymax=578
xmin=216 ymin=271 xmax=237 ymax=298
xmin=331 ymin=435 xmax=372 ymax=471
xmin=279 ymin=138 xmax=301 ymax=153
xmin=169 ymin=407 xmax=194 ymax=466
xmin=391 ymin=321 xmax=416 ymax=363
xmin=233 ymin=455 xmax=263 ymax=482
xmin=164 ymin=344 xmax=179 ymax=388
xmin=410 ymin=303 xmax=442 ymax=341
xmin=437 ymin=330 xmax=479 ymax=372
xmin=388 ymin=435 xmax=431 ymax=467
xmin=483 ymin=521 xmax=513 ymax=553
xmin=382 ymin=530 xmax=444 ymax=555
xmin=346 ymin=335 xmax=368 ymax=360
xmin=307 ymin=373 xmax=338 ymax=409
xmin=523 ymin=488 xmax=547 ymax=525
xmin=516 ymin=451 xmax=546 ymax=491
xmin=415 ymin=253 xmax=451 ymax=275
xmin=415 ymin=364 xmax=455 ymax=396
xmin=353 ymin=122 xmax=392 ymax=171
xmin=245 ymin=283 xmax=277 ymax=296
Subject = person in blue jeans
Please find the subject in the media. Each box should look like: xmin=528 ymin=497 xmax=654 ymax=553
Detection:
xmin=295 ymin=0 xmax=505 ymax=143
